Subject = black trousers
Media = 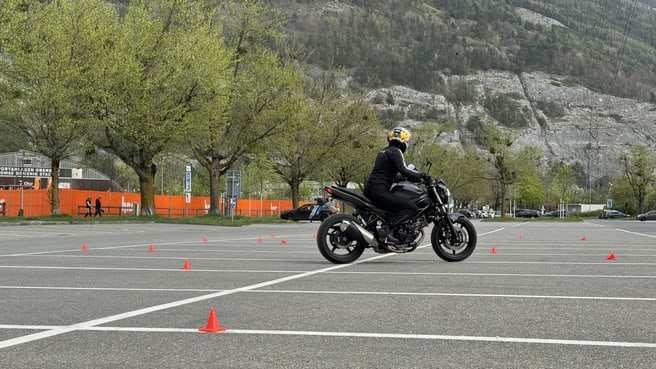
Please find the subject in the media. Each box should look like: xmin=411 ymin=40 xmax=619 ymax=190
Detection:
xmin=365 ymin=188 xmax=418 ymax=225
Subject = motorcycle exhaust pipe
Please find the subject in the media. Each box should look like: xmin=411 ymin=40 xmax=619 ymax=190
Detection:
xmin=340 ymin=220 xmax=378 ymax=247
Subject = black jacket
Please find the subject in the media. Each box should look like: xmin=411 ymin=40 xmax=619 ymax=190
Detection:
xmin=364 ymin=142 xmax=423 ymax=197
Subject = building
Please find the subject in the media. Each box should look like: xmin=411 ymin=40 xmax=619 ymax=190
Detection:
xmin=0 ymin=151 xmax=123 ymax=191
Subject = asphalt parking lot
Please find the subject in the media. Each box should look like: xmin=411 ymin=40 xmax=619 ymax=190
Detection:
xmin=0 ymin=219 xmax=655 ymax=368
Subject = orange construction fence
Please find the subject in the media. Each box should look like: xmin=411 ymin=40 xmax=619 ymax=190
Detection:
xmin=0 ymin=188 xmax=296 ymax=218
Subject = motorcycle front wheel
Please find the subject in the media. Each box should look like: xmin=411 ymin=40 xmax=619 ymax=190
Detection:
xmin=431 ymin=217 xmax=477 ymax=262
xmin=316 ymin=214 xmax=366 ymax=264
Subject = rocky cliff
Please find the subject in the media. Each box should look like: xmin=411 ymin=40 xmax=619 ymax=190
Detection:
xmin=367 ymin=70 xmax=656 ymax=179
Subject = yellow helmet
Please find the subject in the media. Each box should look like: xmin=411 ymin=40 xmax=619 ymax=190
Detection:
xmin=388 ymin=127 xmax=411 ymax=150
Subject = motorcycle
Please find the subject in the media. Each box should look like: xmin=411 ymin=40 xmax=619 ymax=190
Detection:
xmin=316 ymin=163 xmax=477 ymax=264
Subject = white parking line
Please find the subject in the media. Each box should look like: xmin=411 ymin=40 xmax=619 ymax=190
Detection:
xmin=0 ymin=253 xmax=393 ymax=349
xmin=2 ymin=285 xmax=655 ymax=302
xmin=616 ymin=228 xmax=656 ymax=238
xmin=1 ymin=265 xmax=655 ymax=278
xmin=0 ymin=324 xmax=653 ymax=348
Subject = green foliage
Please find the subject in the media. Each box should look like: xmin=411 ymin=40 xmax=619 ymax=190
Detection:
xmin=483 ymin=93 xmax=532 ymax=128
xmin=551 ymin=164 xmax=576 ymax=203
xmin=274 ymin=0 xmax=656 ymax=101
xmin=609 ymin=177 xmax=638 ymax=215
xmin=185 ymin=0 xmax=303 ymax=214
xmin=518 ymin=175 xmax=546 ymax=208
xmin=536 ymin=99 xmax=566 ymax=119
xmin=617 ymin=144 xmax=656 ymax=214
xmin=0 ymin=0 xmax=117 ymax=214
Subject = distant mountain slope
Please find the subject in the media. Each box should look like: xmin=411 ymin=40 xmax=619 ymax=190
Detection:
xmin=274 ymin=0 xmax=656 ymax=102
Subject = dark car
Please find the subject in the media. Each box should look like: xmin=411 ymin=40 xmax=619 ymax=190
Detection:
xmin=449 ymin=212 xmax=467 ymax=220
xmin=636 ymin=210 xmax=656 ymax=221
xmin=599 ymin=210 xmax=630 ymax=219
xmin=280 ymin=203 xmax=338 ymax=222
xmin=547 ymin=210 xmax=570 ymax=217
xmin=456 ymin=208 xmax=474 ymax=218
xmin=516 ymin=209 xmax=541 ymax=218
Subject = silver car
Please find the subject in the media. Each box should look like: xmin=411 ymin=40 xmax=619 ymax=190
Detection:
xmin=637 ymin=210 xmax=656 ymax=221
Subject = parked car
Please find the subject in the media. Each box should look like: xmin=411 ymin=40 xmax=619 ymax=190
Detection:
xmin=547 ymin=210 xmax=570 ymax=217
xmin=599 ymin=210 xmax=630 ymax=219
xmin=636 ymin=210 xmax=656 ymax=221
xmin=456 ymin=208 xmax=474 ymax=218
xmin=516 ymin=209 xmax=541 ymax=218
xmin=449 ymin=212 xmax=467 ymax=219
xmin=280 ymin=202 xmax=338 ymax=222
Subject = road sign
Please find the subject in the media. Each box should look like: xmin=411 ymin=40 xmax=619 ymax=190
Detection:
xmin=231 ymin=197 xmax=236 ymax=208
xmin=226 ymin=170 xmax=241 ymax=198
xmin=607 ymin=199 xmax=613 ymax=208
xmin=185 ymin=170 xmax=191 ymax=193
xmin=185 ymin=192 xmax=191 ymax=204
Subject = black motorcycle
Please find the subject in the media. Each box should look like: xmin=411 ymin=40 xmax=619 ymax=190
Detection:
xmin=316 ymin=165 xmax=477 ymax=264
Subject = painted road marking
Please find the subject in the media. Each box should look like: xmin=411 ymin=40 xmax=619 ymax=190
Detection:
xmin=0 ymin=324 xmax=653 ymax=348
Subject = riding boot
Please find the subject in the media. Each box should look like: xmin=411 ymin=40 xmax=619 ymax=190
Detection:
xmin=377 ymin=224 xmax=399 ymax=244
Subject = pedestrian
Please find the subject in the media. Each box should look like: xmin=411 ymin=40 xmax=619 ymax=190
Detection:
xmin=84 ymin=197 xmax=92 ymax=217
xmin=94 ymin=195 xmax=103 ymax=217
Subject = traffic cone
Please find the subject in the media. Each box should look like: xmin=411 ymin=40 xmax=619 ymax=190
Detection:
xmin=199 ymin=308 xmax=227 ymax=333
xmin=202 ymin=236 xmax=208 ymax=243
xmin=606 ymin=252 xmax=616 ymax=260
xmin=81 ymin=243 xmax=88 ymax=251
xmin=181 ymin=259 xmax=192 ymax=270
xmin=270 ymin=233 xmax=275 ymax=238
xmin=313 ymin=233 xmax=317 ymax=239
xmin=519 ymin=234 xmax=524 ymax=241
xmin=581 ymin=236 xmax=587 ymax=241
xmin=281 ymin=239 xmax=287 ymax=245
xmin=491 ymin=246 xmax=497 ymax=254
xmin=149 ymin=244 xmax=155 ymax=252
xmin=257 ymin=237 xmax=263 ymax=243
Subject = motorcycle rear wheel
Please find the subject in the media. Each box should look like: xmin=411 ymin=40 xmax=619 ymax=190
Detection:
xmin=431 ymin=217 xmax=477 ymax=262
xmin=316 ymin=214 xmax=366 ymax=264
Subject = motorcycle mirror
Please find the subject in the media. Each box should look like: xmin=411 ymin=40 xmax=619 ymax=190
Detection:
xmin=424 ymin=159 xmax=433 ymax=173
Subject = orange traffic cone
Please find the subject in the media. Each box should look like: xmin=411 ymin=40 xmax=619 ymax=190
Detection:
xmin=202 ymin=236 xmax=208 ymax=243
xmin=581 ymin=236 xmax=587 ymax=241
xmin=606 ymin=252 xmax=616 ymax=260
xmin=149 ymin=244 xmax=155 ymax=252
xmin=519 ymin=234 xmax=524 ymax=241
xmin=491 ymin=247 xmax=497 ymax=254
xmin=199 ymin=308 xmax=227 ymax=333
xmin=81 ymin=243 xmax=89 ymax=251
xmin=181 ymin=259 xmax=192 ymax=270
xmin=281 ymin=239 xmax=287 ymax=245
xmin=257 ymin=237 xmax=263 ymax=243
xmin=270 ymin=233 xmax=275 ymax=238
xmin=313 ymin=233 xmax=317 ymax=239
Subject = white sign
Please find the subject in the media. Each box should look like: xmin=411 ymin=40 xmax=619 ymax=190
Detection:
xmin=184 ymin=171 xmax=191 ymax=192
xmin=185 ymin=192 xmax=191 ymax=204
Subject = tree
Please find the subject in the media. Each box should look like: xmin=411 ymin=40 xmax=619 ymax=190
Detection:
xmin=551 ymin=164 xmax=576 ymax=203
xmin=0 ymin=0 xmax=115 ymax=214
xmin=324 ymin=95 xmax=383 ymax=188
xmin=271 ymin=84 xmax=380 ymax=207
xmin=480 ymin=124 xmax=542 ymax=216
xmin=618 ymin=144 xmax=656 ymax=214
xmin=187 ymin=0 xmax=303 ymax=214
xmin=518 ymin=174 xmax=546 ymax=208
xmin=93 ymin=0 xmax=231 ymax=215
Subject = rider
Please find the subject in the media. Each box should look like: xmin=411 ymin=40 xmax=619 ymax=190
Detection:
xmin=364 ymin=126 xmax=425 ymax=243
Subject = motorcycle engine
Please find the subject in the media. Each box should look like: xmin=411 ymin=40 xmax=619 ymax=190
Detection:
xmin=395 ymin=218 xmax=426 ymax=244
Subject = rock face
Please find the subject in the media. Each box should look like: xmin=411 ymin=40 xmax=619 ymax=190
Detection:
xmin=367 ymin=70 xmax=656 ymax=179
